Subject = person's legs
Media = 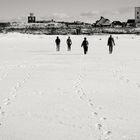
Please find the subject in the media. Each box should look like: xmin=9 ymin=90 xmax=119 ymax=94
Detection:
xmin=56 ymin=44 xmax=60 ymax=51
xmin=111 ymin=46 xmax=113 ymax=53
xmin=68 ymin=44 xmax=71 ymax=51
xmin=109 ymin=46 xmax=112 ymax=54
xmin=56 ymin=45 xmax=58 ymax=51
xmin=86 ymin=47 xmax=88 ymax=53
xmin=84 ymin=47 xmax=87 ymax=54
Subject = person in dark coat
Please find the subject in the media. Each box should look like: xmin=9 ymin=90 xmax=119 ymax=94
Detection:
xmin=55 ymin=36 xmax=61 ymax=51
xmin=66 ymin=36 xmax=72 ymax=51
xmin=107 ymin=35 xmax=115 ymax=54
xmin=81 ymin=37 xmax=89 ymax=55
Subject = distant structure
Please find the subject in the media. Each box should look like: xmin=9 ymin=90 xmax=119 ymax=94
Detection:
xmin=36 ymin=19 xmax=54 ymax=23
xmin=126 ymin=19 xmax=135 ymax=27
xmin=111 ymin=21 xmax=123 ymax=28
xmin=95 ymin=17 xmax=111 ymax=27
xmin=0 ymin=22 xmax=10 ymax=28
xmin=28 ymin=13 xmax=36 ymax=23
xmin=135 ymin=7 xmax=140 ymax=27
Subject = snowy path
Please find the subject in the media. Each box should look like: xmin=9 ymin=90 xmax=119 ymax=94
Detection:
xmin=0 ymin=33 xmax=140 ymax=140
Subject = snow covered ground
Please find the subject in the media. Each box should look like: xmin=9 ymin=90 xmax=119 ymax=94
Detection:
xmin=0 ymin=33 xmax=140 ymax=140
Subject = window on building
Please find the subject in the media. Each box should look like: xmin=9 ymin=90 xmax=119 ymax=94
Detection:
xmin=137 ymin=12 xmax=139 ymax=14
xmin=33 ymin=17 xmax=35 ymax=21
xmin=137 ymin=16 xmax=139 ymax=19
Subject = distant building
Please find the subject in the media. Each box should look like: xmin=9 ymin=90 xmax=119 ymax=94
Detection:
xmin=126 ymin=19 xmax=135 ymax=27
xmin=66 ymin=21 xmax=85 ymax=28
xmin=135 ymin=7 xmax=140 ymax=27
xmin=28 ymin=13 xmax=36 ymax=23
xmin=0 ymin=22 xmax=10 ymax=28
xmin=36 ymin=19 xmax=54 ymax=24
xmin=121 ymin=22 xmax=127 ymax=27
xmin=95 ymin=17 xmax=111 ymax=27
xmin=111 ymin=21 xmax=123 ymax=28
xmin=46 ymin=21 xmax=63 ymax=28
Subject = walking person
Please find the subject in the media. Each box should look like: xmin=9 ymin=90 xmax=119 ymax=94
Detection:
xmin=81 ymin=37 xmax=89 ymax=55
xmin=66 ymin=36 xmax=72 ymax=51
xmin=55 ymin=36 xmax=61 ymax=51
xmin=107 ymin=35 xmax=115 ymax=54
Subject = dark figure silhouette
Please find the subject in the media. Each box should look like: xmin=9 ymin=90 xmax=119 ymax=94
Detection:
xmin=81 ymin=37 xmax=89 ymax=55
xmin=55 ymin=36 xmax=61 ymax=51
xmin=66 ymin=36 xmax=72 ymax=51
xmin=107 ymin=35 xmax=115 ymax=54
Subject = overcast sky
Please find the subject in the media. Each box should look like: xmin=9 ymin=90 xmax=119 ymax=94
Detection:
xmin=0 ymin=0 xmax=139 ymax=22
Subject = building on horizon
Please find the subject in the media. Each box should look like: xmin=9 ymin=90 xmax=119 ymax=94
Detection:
xmin=95 ymin=17 xmax=111 ymax=27
xmin=0 ymin=22 xmax=10 ymax=28
xmin=111 ymin=21 xmax=123 ymax=28
xmin=28 ymin=13 xmax=36 ymax=23
xmin=135 ymin=7 xmax=140 ymax=27
xmin=126 ymin=19 xmax=135 ymax=27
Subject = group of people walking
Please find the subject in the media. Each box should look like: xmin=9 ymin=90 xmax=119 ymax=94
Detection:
xmin=55 ymin=35 xmax=115 ymax=55
xmin=55 ymin=36 xmax=72 ymax=52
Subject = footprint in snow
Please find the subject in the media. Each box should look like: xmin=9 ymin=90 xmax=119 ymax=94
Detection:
xmin=77 ymin=90 xmax=81 ymax=93
xmin=0 ymin=111 xmax=5 ymax=116
xmin=89 ymin=102 xmax=94 ymax=106
xmin=104 ymin=130 xmax=112 ymax=135
xmin=4 ymin=102 xmax=11 ymax=105
xmin=96 ymin=123 xmax=102 ymax=130
xmin=12 ymin=87 xmax=18 ymax=92
xmin=16 ymin=82 xmax=21 ymax=88
xmin=92 ymin=112 xmax=98 ymax=116
xmin=136 ymin=83 xmax=140 ymax=88
xmin=100 ymin=117 xmax=107 ymax=121
xmin=12 ymin=94 xmax=17 ymax=98
xmin=3 ymin=98 xmax=11 ymax=105
xmin=3 ymin=98 xmax=10 ymax=102
xmin=98 ymin=107 xmax=102 ymax=110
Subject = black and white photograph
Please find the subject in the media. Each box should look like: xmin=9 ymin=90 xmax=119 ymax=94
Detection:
xmin=0 ymin=0 xmax=140 ymax=140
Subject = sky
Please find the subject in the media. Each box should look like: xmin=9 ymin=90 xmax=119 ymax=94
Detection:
xmin=0 ymin=0 xmax=140 ymax=23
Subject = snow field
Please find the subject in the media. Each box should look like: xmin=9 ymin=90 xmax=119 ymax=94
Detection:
xmin=0 ymin=33 xmax=140 ymax=140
